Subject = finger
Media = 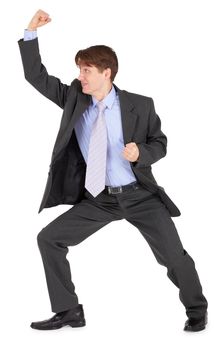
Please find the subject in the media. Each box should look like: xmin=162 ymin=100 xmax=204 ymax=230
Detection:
xmin=40 ymin=15 xmax=50 ymax=21
xmin=125 ymin=146 xmax=136 ymax=154
xmin=126 ymin=142 xmax=136 ymax=147
xmin=125 ymin=144 xmax=136 ymax=151
xmin=37 ymin=9 xmax=50 ymax=16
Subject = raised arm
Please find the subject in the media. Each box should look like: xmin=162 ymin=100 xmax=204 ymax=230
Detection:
xmin=18 ymin=9 xmax=69 ymax=109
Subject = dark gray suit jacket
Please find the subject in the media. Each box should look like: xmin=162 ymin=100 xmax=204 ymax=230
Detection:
xmin=18 ymin=38 xmax=180 ymax=217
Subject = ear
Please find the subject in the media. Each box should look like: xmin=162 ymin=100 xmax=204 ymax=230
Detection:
xmin=104 ymin=68 xmax=111 ymax=80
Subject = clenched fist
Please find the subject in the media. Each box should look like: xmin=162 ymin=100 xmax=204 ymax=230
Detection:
xmin=122 ymin=142 xmax=140 ymax=162
xmin=27 ymin=9 xmax=51 ymax=31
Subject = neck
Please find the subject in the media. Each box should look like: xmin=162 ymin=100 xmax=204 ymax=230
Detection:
xmin=93 ymin=83 xmax=113 ymax=101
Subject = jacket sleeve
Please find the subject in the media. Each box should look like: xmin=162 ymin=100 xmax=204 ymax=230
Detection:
xmin=134 ymin=98 xmax=167 ymax=168
xmin=18 ymin=37 xmax=69 ymax=109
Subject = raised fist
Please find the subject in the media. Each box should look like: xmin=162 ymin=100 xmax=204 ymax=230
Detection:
xmin=27 ymin=9 xmax=51 ymax=31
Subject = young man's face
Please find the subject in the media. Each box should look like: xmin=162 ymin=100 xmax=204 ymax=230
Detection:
xmin=77 ymin=65 xmax=111 ymax=96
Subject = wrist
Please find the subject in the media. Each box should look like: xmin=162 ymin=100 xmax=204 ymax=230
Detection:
xmin=27 ymin=26 xmax=37 ymax=31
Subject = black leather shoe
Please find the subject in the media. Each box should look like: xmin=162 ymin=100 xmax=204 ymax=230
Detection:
xmin=30 ymin=304 xmax=86 ymax=330
xmin=184 ymin=312 xmax=208 ymax=332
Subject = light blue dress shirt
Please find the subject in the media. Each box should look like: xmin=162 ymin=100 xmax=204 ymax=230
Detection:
xmin=24 ymin=29 xmax=37 ymax=41
xmin=24 ymin=30 xmax=137 ymax=186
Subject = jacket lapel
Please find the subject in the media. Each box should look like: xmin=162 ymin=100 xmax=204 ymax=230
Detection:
xmin=115 ymin=85 xmax=138 ymax=144
xmin=69 ymin=91 xmax=91 ymax=129
xmin=53 ymin=92 xmax=91 ymax=159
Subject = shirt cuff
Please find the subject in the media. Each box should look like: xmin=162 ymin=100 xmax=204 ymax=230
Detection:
xmin=24 ymin=29 xmax=37 ymax=41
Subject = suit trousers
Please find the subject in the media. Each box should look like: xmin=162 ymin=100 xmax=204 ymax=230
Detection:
xmin=37 ymin=184 xmax=208 ymax=318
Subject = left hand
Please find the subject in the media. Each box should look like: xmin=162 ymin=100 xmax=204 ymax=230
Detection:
xmin=122 ymin=142 xmax=140 ymax=162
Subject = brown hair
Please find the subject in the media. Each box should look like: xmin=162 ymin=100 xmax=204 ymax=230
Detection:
xmin=75 ymin=45 xmax=118 ymax=82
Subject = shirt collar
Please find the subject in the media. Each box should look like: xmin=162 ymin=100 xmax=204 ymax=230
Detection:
xmin=91 ymin=85 xmax=116 ymax=110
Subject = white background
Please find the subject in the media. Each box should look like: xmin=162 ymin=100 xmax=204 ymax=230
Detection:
xmin=1 ymin=0 xmax=214 ymax=348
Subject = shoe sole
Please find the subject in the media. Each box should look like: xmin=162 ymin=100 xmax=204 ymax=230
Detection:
xmin=31 ymin=320 xmax=86 ymax=330
xmin=184 ymin=325 xmax=206 ymax=332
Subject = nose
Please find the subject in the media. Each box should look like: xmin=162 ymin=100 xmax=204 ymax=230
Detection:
xmin=78 ymin=72 xmax=84 ymax=81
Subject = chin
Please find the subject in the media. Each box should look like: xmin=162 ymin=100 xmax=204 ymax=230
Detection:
xmin=82 ymin=87 xmax=91 ymax=95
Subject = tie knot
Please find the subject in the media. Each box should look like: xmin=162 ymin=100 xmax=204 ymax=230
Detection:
xmin=97 ymin=101 xmax=106 ymax=113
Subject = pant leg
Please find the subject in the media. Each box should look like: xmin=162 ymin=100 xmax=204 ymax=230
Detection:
xmin=123 ymin=188 xmax=208 ymax=318
xmin=37 ymin=190 xmax=121 ymax=313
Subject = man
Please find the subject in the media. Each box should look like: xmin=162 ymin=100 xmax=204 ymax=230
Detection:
xmin=18 ymin=9 xmax=208 ymax=331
